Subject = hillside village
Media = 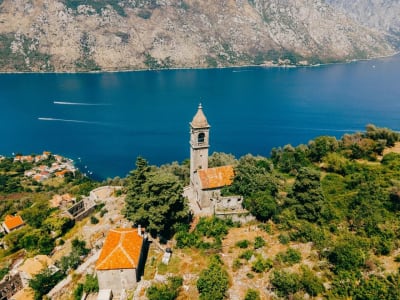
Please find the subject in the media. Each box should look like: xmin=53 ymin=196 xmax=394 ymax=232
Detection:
xmin=1 ymin=107 xmax=400 ymax=299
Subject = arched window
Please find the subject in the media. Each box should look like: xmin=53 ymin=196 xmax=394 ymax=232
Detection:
xmin=198 ymin=132 xmax=205 ymax=143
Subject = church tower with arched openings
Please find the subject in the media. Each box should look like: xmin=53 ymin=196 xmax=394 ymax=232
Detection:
xmin=190 ymin=104 xmax=210 ymax=186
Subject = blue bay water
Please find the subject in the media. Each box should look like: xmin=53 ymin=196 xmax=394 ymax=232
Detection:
xmin=1 ymin=55 xmax=400 ymax=179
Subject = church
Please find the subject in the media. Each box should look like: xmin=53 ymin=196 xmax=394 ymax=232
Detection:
xmin=184 ymin=104 xmax=244 ymax=216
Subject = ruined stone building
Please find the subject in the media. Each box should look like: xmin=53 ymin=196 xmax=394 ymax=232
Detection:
xmin=95 ymin=228 xmax=147 ymax=298
xmin=185 ymin=105 xmax=245 ymax=216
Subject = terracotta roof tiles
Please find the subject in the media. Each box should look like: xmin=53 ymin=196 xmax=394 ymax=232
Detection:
xmin=3 ymin=215 xmax=25 ymax=231
xmin=96 ymin=228 xmax=144 ymax=270
xmin=198 ymin=165 xmax=234 ymax=189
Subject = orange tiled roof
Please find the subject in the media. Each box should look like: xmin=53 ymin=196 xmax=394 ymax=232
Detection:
xmin=55 ymin=170 xmax=70 ymax=177
xmin=197 ymin=165 xmax=234 ymax=189
xmin=3 ymin=215 xmax=24 ymax=231
xmin=96 ymin=228 xmax=144 ymax=270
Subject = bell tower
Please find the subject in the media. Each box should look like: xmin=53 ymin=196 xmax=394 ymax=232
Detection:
xmin=190 ymin=104 xmax=210 ymax=186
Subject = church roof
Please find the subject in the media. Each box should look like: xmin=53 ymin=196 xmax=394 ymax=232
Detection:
xmin=191 ymin=104 xmax=209 ymax=128
xmin=198 ymin=165 xmax=234 ymax=189
xmin=96 ymin=228 xmax=144 ymax=270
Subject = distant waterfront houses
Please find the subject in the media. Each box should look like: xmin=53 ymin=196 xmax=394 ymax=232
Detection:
xmin=12 ymin=151 xmax=77 ymax=182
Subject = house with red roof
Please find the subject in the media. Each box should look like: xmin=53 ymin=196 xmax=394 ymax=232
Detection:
xmin=2 ymin=215 xmax=25 ymax=234
xmin=95 ymin=228 xmax=147 ymax=297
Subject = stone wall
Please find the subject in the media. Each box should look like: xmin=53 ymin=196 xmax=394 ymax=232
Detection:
xmin=66 ymin=197 xmax=96 ymax=221
xmin=0 ymin=274 xmax=23 ymax=300
xmin=97 ymin=268 xmax=137 ymax=298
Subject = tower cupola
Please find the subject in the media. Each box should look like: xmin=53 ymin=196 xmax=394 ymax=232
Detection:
xmin=191 ymin=104 xmax=209 ymax=128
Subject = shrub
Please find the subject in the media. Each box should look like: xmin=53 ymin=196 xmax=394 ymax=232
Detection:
xmin=83 ymin=274 xmax=99 ymax=293
xmin=278 ymin=234 xmax=290 ymax=245
xmin=197 ymin=256 xmax=229 ymax=300
xmin=244 ymin=289 xmax=260 ymax=300
xmin=300 ymin=266 xmax=325 ymax=296
xmin=270 ymin=270 xmax=301 ymax=297
xmin=232 ymin=259 xmax=242 ymax=271
xmin=73 ymin=283 xmax=83 ymax=300
xmin=239 ymin=250 xmax=254 ymax=261
xmin=276 ymin=248 xmax=301 ymax=265
xmin=0 ymin=267 xmax=9 ymax=281
xmin=328 ymin=242 xmax=366 ymax=272
xmin=147 ymin=276 xmax=183 ymax=300
xmin=254 ymin=236 xmax=266 ymax=249
xmin=236 ymin=239 xmax=250 ymax=249
xmin=251 ymin=257 xmax=272 ymax=273
xmin=90 ymin=216 xmax=99 ymax=224
xmin=258 ymin=223 xmax=272 ymax=234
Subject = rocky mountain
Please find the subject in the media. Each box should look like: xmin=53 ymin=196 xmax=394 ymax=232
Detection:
xmin=0 ymin=0 xmax=397 ymax=72
xmin=326 ymin=0 xmax=400 ymax=42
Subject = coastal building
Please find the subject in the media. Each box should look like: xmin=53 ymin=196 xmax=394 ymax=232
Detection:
xmin=185 ymin=105 xmax=244 ymax=216
xmin=2 ymin=215 xmax=25 ymax=234
xmin=95 ymin=228 xmax=147 ymax=297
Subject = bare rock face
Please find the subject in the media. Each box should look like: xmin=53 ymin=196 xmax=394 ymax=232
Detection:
xmin=0 ymin=0 xmax=397 ymax=72
xmin=326 ymin=0 xmax=400 ymax=39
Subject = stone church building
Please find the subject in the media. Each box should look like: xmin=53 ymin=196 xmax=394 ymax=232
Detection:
xmin=184 ymin=104 xmax=245 ymax=216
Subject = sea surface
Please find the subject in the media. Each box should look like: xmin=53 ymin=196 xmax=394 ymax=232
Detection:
xmin=1 ymin=55 xmax=400 ymax=179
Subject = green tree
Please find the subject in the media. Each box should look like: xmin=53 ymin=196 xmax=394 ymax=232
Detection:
xmin=270 ymin=270 xmax=301 ymax=297
xmin=223 ymin=154 xmax=278 ymax=197
xmin=271 ymin=144 xmax=310 ymax=173
xmin=125 ymin=157 xmax=188 ymax=237
xmin=288 ymin=167 xmax=325 ymax=222
xmin=197 ymin=256 xmax=229 ymax=300
xmin=244 ymin=192 xmax=278 ymax=221
xmin=308 ymin=136 xmax=339 ymax=162
xmin=29 ymin=268 xmax=64 ymax=300
xmin=208 ymin=152 xmax=237 ymax=167
xmin=328 ymin=241 xmax=366 ymax=272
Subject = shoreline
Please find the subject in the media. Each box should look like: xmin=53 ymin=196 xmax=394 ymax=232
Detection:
xmin=0 ymin=51 xmax=399 ymax=75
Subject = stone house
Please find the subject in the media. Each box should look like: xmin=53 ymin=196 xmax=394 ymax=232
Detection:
xmin=2 ymin=215 xmax=25 ymax=234
xmin=95 ymin=228 xmax=147 ymax=298
xmin=193 ymin=165 xmax=235 ymax=208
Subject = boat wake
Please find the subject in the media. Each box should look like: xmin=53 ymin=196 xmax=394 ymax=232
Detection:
xmin=53 ymin=101 xmax=111 ymax=106
xmin=38 ymin=117 xmax=102 ymax=125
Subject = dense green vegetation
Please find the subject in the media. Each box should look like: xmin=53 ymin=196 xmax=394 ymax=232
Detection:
xmin=121 ymin=124 xmax=400 ymax=299
xmin=147 ymin=276 xmax=183 ymax=300
xmin=197 ymin=255 xmax=229 ymax=300
xmin=124 ymin=157 xmax=188 ymax=237
xmin=30 ymin=238 xmax=90 ymax=300
xmin=63 ymin=0 xmax=127 ymax=17
xmin=2 ymin=124 xmax=400 ymax=298
xmin=175 ymin=217 xmax=236 ymax=250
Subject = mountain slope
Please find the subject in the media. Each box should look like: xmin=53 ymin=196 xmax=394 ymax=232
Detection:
xmin=326 ymin=0 xmax=400 ymax=38
xmin=0 ymin=0 xmax=396 ymax=72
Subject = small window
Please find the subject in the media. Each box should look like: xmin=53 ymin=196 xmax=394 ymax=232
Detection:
xmin=198 ymin=132 xmax=205 ymax=143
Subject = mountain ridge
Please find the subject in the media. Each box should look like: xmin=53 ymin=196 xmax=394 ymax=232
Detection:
xmin=0 ymin=0 xmax=398 ymax=72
